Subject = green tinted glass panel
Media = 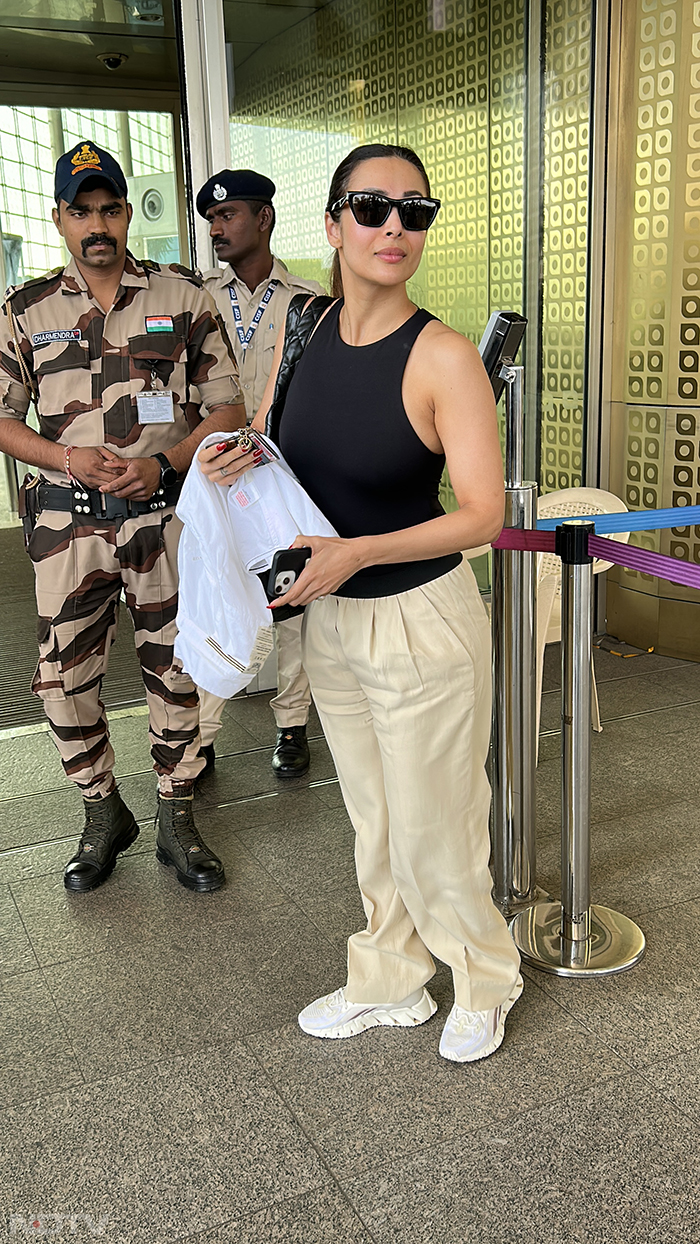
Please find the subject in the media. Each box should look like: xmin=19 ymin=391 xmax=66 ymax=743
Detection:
xmin=540 ymin=0 xmax=592 ymax=495
xmin=226 ymin=0 xmax=526 ymax=592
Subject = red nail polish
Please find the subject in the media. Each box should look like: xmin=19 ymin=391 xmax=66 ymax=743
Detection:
xmin=215 ymin=442 xmax=228 ymax=452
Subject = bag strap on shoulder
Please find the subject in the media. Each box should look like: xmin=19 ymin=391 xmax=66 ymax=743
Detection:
xmin=265 ymin=293 xmax=334 ymax=444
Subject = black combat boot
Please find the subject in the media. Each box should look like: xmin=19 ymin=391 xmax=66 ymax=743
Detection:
xmin=64 ymin=788 xmax=140 ymax=892
xmin=271 ymin=724 xmax=310 ymax=778
xmin=155 ymin=795 xmax=225 ymax=892
xmin=195 ymin=743 xmax=216 ymax=784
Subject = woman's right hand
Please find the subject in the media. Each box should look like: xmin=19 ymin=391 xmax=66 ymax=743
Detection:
xmin=198 ymin=438 xmax=260 ymax=487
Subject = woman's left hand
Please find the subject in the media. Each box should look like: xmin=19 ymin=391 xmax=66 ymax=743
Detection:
xmin=271 ymin=534 xmax=369 ymax=608
xmin=198 ymin=438 xmax=257 ymax=486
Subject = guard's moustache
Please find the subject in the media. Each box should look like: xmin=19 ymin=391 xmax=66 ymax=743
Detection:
xmin=81 ymin=233 xmax=117 ymax=256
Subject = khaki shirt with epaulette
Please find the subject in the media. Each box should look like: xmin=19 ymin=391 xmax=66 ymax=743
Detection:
xmin=0 ymin=252 xmax=242 ymax=485
xmin=201 ymin=256 xmax=325 ymax=422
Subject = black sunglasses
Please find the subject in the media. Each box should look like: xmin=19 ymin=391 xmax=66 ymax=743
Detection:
xmin=330 ymin=191 xmax=441 ymax=231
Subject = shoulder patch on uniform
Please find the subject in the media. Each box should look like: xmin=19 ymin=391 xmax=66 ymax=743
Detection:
xmin=3 ymin=267 xmax=65 ymax=313
xmin=147 ymin=261 xmax=203 ymax=287
xmin=174 ymin=263 xmax=203 ymax=286
xmin=4 ymin=267 xmax=64 ymax=302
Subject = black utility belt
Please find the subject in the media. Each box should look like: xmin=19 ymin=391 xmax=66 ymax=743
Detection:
xmin=37 ymin=480 xmax=182 ymax=521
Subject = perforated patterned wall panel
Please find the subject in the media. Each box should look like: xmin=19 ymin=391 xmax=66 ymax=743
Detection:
xmin=230 ymin=0 xmax=525 ymax=345
xmin=610 ymin=0 xmax=700 ymax=632
xmin=540 ymin=0 xmax=592 ymax=495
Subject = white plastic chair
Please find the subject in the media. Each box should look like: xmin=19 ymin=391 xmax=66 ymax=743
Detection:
xmin=536 ymin=487 xmax=631 ymax=757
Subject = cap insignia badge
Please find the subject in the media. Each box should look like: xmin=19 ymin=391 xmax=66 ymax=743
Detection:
xmin=213 ymin=183 xmax=227 ymax=201
xmin=71 ymin=144 xmax=102 ymax=176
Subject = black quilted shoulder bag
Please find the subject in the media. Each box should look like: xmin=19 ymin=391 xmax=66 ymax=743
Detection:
xmin=264 ymin=293 xmax=335 ymax=445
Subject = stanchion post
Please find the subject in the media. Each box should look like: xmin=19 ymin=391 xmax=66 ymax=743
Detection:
xmin=559 ymin=522 xmax=593 ymax=964
xmin=491 ymin=363 xmax=545 ymax=918
xmin=510 ymin=521 xmax=646 ymax=976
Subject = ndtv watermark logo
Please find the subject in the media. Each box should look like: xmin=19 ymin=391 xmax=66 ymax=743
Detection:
xmin=9 ymin=1215 xmax=110 ymax=1238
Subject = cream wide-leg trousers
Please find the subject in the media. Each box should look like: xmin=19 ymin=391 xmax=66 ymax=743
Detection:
xmin=301 ymin=560 xmax=521 ymax=1013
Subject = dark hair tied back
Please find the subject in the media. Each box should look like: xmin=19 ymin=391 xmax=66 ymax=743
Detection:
xmin=326 ymin=144 xmax=431 ymax=299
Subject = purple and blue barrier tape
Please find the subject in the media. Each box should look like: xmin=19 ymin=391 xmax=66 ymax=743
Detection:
xmin=493 ymin=529 xmax=556 ymax=553
xmin=537 ymin=504 xmax=700 ymax=534
xmin=492 ymin=522 xmax=700 ymax=592
xmin=589 ymin=534 xmax=700 ymax=591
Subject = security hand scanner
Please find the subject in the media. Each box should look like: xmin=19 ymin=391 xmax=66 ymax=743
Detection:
xmin=479 ymin=311 xmax=527 ymax=488
xmin=478 ymin=310 xmax=527 ymax=406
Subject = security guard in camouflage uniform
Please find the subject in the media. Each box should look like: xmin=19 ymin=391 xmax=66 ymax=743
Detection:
xmin=0 ymin=142 xmax=246 ymax=894
xmin=194 ymin=169 xmax=325 ymax=780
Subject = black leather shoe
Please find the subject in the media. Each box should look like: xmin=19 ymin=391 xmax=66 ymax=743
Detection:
xmin=196 ymin=744 xmax=215 ymax=784
xmin=271 ymin=725 xmax=310 ymax=778
xmin=155 ymin=796 xmax=225 ymax=892
xmin=64 ymin=788 xmax=140 ymax=892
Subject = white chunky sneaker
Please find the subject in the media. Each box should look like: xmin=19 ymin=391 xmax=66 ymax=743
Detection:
xmin=439 ymin=974 xmax=524 ymax=1063
xmin=298 ymin=986 xmax=437 ymax=1040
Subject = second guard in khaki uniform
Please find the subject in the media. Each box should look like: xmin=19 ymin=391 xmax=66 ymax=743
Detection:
xmin=194 ymin=169 xmax=325 ymax=779
xmin=0 ymin=142 xmax=246 ymax=894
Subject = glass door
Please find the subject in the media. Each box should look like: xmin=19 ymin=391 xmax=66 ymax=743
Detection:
xmin=0 ymin=0 xmax=185 ymax=525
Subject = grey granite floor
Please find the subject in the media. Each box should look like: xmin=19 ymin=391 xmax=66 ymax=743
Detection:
xmin=1 ymin=646 xmax=699 ymax=1243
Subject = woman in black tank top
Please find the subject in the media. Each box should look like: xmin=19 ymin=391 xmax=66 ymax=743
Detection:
xmin=200 ymin=144 xmax=521 ymax=1063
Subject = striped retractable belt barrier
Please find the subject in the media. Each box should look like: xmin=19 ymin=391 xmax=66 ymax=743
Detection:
xmin=492 ymin=503 xmax=700 ymax=592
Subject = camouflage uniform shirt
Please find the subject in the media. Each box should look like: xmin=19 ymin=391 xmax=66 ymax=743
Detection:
xmin=0 ymin=252 xmax=242 ymax=485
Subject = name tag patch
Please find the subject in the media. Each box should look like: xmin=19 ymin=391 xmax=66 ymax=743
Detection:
xmin=145 ymin=316 xmax=174 ymax=333
xmin=32 ymin=329 xmax=82 ymax=346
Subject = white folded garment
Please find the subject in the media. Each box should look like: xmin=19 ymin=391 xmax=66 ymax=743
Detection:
xmin=174 ymin=431 xmax=337 ymax=698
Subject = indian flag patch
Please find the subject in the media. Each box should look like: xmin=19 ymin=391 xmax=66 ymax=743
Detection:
xmin=145 ymin=315 xmax=174 ymax=332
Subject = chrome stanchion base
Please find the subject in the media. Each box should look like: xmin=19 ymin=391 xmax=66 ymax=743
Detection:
xmin=495 ymin=885 xmax=551 ymax=923
xmin=511 ymin=901 xmax=646 ymax=977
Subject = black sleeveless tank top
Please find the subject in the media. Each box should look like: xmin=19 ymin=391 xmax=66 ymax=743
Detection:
xmin=279 ymin=301 xmax=462 ymax=598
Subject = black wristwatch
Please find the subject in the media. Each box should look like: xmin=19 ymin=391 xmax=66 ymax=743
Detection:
xmin=151 ymin=453 xmax=178 ymax=488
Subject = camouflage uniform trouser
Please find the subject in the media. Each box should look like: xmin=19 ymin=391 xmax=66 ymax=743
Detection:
xmin=29 ymin=505 xmax=203 ymax=799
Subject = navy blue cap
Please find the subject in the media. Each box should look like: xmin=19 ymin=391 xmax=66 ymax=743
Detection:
xmin=54 ymin=142 xmax=128 ymax=205
xmin=196 ymin=169 xmax=276 ymax=218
